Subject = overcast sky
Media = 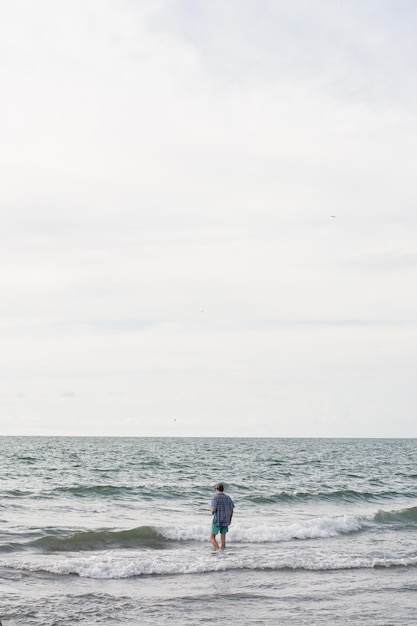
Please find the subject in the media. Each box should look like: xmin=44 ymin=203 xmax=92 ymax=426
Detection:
xmin=1 ymin=0 xmax=417 ymax=437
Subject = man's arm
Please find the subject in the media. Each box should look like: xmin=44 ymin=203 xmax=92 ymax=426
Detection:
xmin=211 ymin=494 xmax=217 ymax=514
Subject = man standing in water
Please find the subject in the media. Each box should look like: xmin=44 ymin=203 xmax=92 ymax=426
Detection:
xmin=210 ymin=483 xmax=235 ymax=549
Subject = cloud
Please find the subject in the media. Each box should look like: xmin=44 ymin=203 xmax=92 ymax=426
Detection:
xmin=1 ymin=1 xmax=417 ymax=436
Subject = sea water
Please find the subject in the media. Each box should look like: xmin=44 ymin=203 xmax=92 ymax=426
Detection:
xmin=1 ymin=437 xmax=417 ymax=625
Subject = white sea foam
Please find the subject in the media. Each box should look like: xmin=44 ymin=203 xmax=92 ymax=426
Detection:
xmin=2 ymin=547 xmax=417 ymax=579
xmin=159 ymin=515 xmax=362 ymax=543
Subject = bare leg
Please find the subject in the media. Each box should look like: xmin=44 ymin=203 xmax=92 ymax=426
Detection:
xmin=210 ymin=533 xmax=219 ymax=549
xmin=220 ymin=533 xmax=226 ymax=549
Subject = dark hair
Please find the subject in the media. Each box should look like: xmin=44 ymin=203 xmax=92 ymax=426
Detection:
xmin=215 ymin=483 xmax=224 ymax=491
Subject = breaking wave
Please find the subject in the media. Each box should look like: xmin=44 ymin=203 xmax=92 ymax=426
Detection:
xmin=17 ymin=515 xmax=363 ymax=554
xmin=3 ymin=549 xmax=417 ymax=579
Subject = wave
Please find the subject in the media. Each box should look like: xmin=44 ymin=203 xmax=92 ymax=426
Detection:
xmin=0 ymin=507 xmax=415 ymax=580
xmin=1 ymin=489 xmax=35 ymax=498
xmin=5 ymin=504 xmax=417 ymax=556
xmin=53 ymin=485 xmax=140 ymax=499
xmin=233 ymin=516 xmax=362 ymax=542
xmin=19 ymin=516 xmax=362 ymax=554
xmin=45 ymin=485 xmax=182 ymax=501
xmin=3 ymin=550 xmax=417 ymax=579
xmin=4 ymin=482 xmax=415 ymax=504
xmin=374 ymin=505 xmax=417 ymax=525
xmin=31 ymin=526 xmax=168 ymax=552
xmin=162 ymin=516 xmax=363 ymax=543
xmin=247 ymin=489 xmax=412 ymax=504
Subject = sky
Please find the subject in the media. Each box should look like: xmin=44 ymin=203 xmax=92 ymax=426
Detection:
xmin=1 ymin=0 xmax=417 ymax=437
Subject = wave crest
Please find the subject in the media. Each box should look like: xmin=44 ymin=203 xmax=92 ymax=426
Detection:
xmin=374 ymin=505 xmax=417 ymax=524
xmin=29 ymin=515 xmax=363 ymax=554
xmin=33 ymin=526 xmax=167 ymax=552
xmin=3 ymin=550 xmax=417 ymax=579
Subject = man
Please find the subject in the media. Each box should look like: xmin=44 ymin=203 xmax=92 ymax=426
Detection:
xmin=210 ymin=482 xmax=235 ymax=549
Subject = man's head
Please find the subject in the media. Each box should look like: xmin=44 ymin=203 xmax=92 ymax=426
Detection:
xmin=214 ymin=483 xmax=224 ymax=492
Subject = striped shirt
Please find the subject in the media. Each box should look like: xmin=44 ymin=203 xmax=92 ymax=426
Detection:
xmin=211 ymin=492 xmax=235 ymax=527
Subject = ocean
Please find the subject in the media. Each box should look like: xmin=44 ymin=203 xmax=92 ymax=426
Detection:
xmin=1 ymin=437 xmax=417 ymax=625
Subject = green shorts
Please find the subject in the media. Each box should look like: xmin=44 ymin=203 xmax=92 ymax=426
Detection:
xmin=211 ymin=521 xmax=229 ymax=535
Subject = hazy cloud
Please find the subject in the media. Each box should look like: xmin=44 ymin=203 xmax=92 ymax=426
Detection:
xmin=1 ymin=0 xmax=417 ymax=436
